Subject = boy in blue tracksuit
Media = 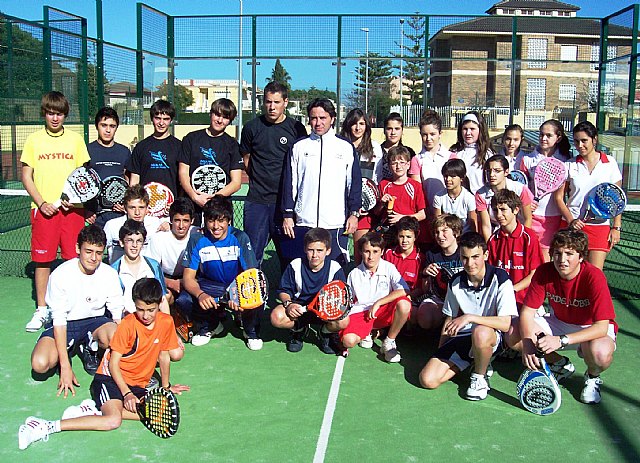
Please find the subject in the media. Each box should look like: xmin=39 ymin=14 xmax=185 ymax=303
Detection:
xmin=178 ymin=196 xmax=264 ymax=350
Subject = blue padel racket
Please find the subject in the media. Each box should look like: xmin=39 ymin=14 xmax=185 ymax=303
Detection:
xmin=580 ymin=182 xmax=626 ymax=222
xmin=516 ymin=333 xmax=562 ymax=415
xmin=508 ymin=170 xmax=528 ymax=185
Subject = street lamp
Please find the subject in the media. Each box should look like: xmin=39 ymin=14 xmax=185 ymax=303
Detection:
xmin=361 ymin=27 xmax=369 ymax=115
xmin=400 ymin=18 xmax=405 ymax=116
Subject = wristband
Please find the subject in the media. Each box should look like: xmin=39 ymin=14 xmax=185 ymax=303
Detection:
xmin=283 ymin=300 xmax=292 ymax=309
xmin=163 ymin=383 xmax=172 ymax=390
xmin=123 ymin=391 xmax=133 ymax=398
xmin=38 ymin=201 xmax=46 ymax=209
xmin=197 ymin=292 xmax=206 ymax=300
xmin=610 ymin=226 xmax=622 ymax=231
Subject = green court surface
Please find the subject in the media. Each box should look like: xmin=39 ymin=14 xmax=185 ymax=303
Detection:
xmin=1 ymin=276 xmax=639 ymax=462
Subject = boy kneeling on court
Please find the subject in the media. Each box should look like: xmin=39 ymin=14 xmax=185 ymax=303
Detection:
xmin=178 ymin=196 xmax=264 ymax=350
xmin=271 ymin=227 xmax=347 ymax=354
xmin=419 ymin=232 xmax=518 ymax=400
xmin=341 ymin=232 xmax=410 ymax=363
xmin=19 ymin=278 xmax=190 ymax=450
xmin=506 ymin=229 xmax=617 ymax=404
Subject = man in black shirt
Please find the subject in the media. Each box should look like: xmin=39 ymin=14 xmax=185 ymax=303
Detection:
xmin=87 ymin=107 xmax=130 ymax=228
xmin=179 ymin=99 xmax=243 ymax=225
xmin=240 ymin=82 xmax=307 ymax=266
xmin=126 ymin=100 xmax=181 ymax=200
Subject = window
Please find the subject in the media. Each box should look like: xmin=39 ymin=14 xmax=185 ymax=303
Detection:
xmin=604 ymin=81 xmax=616 ymax=107
xmin=588 ymin=80 xmax=598 ymax=110
xmin=525 ymin=115 xmax=545 ymax=130
xmin=540 ymin=11 xmax=553 ymax=16
xmin=560 ymin=45 xmax=577 ymax=61
xmin=559 ymin=84 xmax=577 ymax=101
xmin=526 ymin=78 xmax=546 ymax=109
xmin=527 ymin=38 xmax=547 ymax=68
xmin=591 ymin=44 xmax=618 ymax=72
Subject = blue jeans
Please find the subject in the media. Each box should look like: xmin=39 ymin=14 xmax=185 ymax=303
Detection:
xmin=175 ymin=277 xmax=262 ymax=338
xmin=243 ymin=200 xmax=283 ymax=267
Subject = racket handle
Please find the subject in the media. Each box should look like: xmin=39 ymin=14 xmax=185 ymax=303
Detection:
xmin=299 ymin=306 xmax=307 ymax=314
xmin=535 ymin=332 xmax=546 ymax=358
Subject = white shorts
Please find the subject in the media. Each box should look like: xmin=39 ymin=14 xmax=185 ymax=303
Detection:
xmin=533 ymin=314 xmax=617 ymax=351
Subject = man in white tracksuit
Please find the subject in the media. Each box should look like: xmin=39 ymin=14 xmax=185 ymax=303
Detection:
xmin=281 ymin=98 xmax=362 ymax=266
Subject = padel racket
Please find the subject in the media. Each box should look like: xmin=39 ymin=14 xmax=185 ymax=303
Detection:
xmin=361 ymin=178 xmax=380 ymax=212
xmin=98 ymin=176 xmax=128 ymax=211
xmin=144 ymin=182 xmax=175 ymax=218
xmin=580 ymin=182 xmax=626 ymax=222
xmin=191 ymin=165 xmax=227 ymax=195
xmin=138 ymin=387 xmax=180 ymax=438
xmin=508 ymin=170 xmax=528 ymax=186
xmin=215 ymin=268 xmax=268 ymax=310
xmin=299 ymin=280 xmax=353 ymax=321
xmin=171 ymin=307 xmax=193 ymax=343
xmin=52 ymin=166 xmax=101 ymax=208
xmin=373 ymin=195 xmax=396 ymax=234
xmin=516 ymin=333 xmax=561 ymax=415
xmin=533 ymin=157 xmax=567 ymax=202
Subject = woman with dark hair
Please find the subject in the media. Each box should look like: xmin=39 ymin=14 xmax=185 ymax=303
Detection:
xmin=380 ymin=112 xmax=416 ymax=180
xmin=554 ymin=121 xmax=623 ymax=269
xmin=341 ymin=108 xmax=384 ymax=263
xmin=515 ymin=119 xmax=572 ymax=260
xmin=449 ymin=111 xmax=494 ymax=194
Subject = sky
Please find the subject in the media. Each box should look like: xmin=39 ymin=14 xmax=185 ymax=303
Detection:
xmin=2 ymin=0 xmax=637 ymax=92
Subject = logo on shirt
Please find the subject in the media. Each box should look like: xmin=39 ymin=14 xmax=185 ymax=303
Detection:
xmin=154 ymin=338 xmax=159 ymax=344
xmin=200 ymin=147 xmax=219 ymax=166
xmin=38 ymin=153 xmax=74 ymax=160
xmin=150 ymin=151 xmax=170 ymax=170
xmin=279 ymin=137 xmax=288 ymax=145
xmin=85 ymin=296 xmax=96 ymax=303
xmin=546 ymin=292 xmax=591 ymax=308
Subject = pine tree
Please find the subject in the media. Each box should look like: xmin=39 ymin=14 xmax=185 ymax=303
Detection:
xmin=396 ymin=15 xmax=426 ymax=105
xmin=269 ymin=59 xmax=291 ymax=92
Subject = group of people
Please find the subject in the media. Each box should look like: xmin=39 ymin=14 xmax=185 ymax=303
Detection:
xmin=17 ymin=85 xmax=621 ymax=449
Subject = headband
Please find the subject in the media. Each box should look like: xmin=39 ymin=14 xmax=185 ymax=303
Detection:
xmin=461 ymin=113 xmax=480 ymax=125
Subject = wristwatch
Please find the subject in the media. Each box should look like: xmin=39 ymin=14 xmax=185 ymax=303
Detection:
xmin=610 ymin=226 xmax=622 ymax=231
xmin=350 ymin=210 xmax=360 ymax=218
xmin=283 ymin=300 xmax=292 ymax=309
xmin=559 ymin=335 xmax=570 ymax=349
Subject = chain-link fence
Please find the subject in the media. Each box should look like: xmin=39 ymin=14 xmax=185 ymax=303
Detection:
xmin=1 ymin=4 xmax=639 ymax=297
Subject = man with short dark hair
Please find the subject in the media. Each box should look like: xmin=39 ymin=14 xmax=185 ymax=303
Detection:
xmin=280 ymin=98 xmax=362 ymax=266
xmin=241 ymin=81 xmax=307 ymax=266
xmin=88 ymin=107 xmax=131 ymax=228
xmin=126 ymin=100 xmax=181 ymax=199
xmin=179 ymin=98 xmax=243 ymax=226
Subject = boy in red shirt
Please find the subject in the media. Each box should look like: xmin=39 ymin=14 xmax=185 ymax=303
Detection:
xmin=507 ymin=229 xmax=617 ymax=404
xmin=19 ymin=278 xmax=190 ymax=450
xmin=377 ymin=146 xmax=426 ymax=247
xmin=487 ymin=189 xmax=544 ymax=306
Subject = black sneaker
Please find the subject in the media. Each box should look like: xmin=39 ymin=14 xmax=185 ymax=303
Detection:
xmin=287 ymin=326 xmax=307 ymax=353
xmin=80 ymin=345 xmax=100 ymax=376
xmin=319 ymin=331 xmax=339 ymax=355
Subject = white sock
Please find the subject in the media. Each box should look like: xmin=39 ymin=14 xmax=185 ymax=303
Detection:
xmin=49 ymin=420 xmax=61 ymax=434
xmin=384 ymin=337 xmax=395 ymax=345
xmin=37 ymin=305 xmax=48 ymax=312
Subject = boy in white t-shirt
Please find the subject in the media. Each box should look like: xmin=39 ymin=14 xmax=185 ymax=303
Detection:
xmin=103 ymin=184 xmax=169 ymax=263
xmin=148 ymin=197 xmax=197 ymax=305
xmin=341 ymin=232 xmax=410 ymax=362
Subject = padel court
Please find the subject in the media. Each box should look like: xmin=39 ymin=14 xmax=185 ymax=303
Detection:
xmin=1 ymin=272 xmax=639 ymax=462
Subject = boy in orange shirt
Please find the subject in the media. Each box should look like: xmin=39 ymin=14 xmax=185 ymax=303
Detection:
xmin=19 ymin=278 xmax=189 ymax=450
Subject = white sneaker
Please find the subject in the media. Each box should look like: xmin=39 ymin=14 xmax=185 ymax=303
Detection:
xmin=486 ymin=362 xmax=494 ymax=378
xmin=246 ymin=338 xmax=264 ymax=351
xmin=580 ymin=373 xmax=603 ymax=404
xmin=62 ymin=399 xmax=101 ymax=420
xmin=18 ymin=417 xmax=51 ymax=450
xmin=191 ymin=323 xmax=223 ymax=347
xmin=25 ymin=307 xmax=51 ymax=332
xmin=381 ymin=339 xmax=401 ymax=363
xmin=146 ymin=376 xmax=160 ymax=390
xmin=466 ymin=373 xmax=490 ymax=401
xmin=359 ymin=334 xmax=373 ymax=349
xmin=549 ymin=356 xmax=576 ymax=382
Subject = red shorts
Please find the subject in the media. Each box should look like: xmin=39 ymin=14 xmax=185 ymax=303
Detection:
xmin=560 ymin=220 xmax=610 ymax=252
xmin=340 ymin=296 xmax=411 ymax=340
xmin=532 ymin=215 xmax=562 ymax=248
xmin=31 ymin=207 xmax=85 ymax=262
xmin=357 ymin=214 xmax=373 ymax=231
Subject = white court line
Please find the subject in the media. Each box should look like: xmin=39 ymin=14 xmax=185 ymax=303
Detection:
xmin=313 ymin=355 xmax=346 ymax=463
